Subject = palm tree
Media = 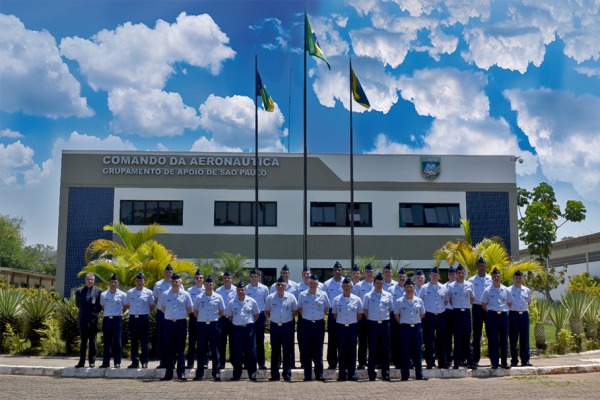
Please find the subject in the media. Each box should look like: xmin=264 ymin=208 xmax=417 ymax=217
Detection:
xmin=433 ymin=219 xmax=543 ymax=284
xmin=214 ymin=251 xmax=250 ymax=283
xmin=78 ymin=222 xmax=197 ymax=288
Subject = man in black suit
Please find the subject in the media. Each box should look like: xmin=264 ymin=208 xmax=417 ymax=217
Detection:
xmin=75 ymin=272 xmax=102 ymax=368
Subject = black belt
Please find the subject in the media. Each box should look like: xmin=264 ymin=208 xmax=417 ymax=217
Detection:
xmin=167 ymin=318 xmax=186 ymax=322
xmin=337 ymin=323 xmax=357 ymax=327
xmin=272 ymin=321 xmax=293 ymax=326
xmin=130 ymin=314 xmax=148 ymax=318
xmin=199 ymin=320 xmax=218 ymax=324
xmin=491 ymin=311 xmax=507 ymax=315
xmin=510 ymin=311 xmax=527 ymax=314
xmin=401 ymin=323 xmax=421 ymax=328
xmin=104 ymin=316 xmax=122 ymax=319
xmin=304 ymin=319 xmax=322 ymax=323
xmin=235 ymin=323 xmax=254 ymax=327
xmin=426 ymin=311 xmax=445 ymax=316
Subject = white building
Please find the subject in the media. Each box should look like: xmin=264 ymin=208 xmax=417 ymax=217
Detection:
xmin=56 ymin=151 xmax=519 ymax=296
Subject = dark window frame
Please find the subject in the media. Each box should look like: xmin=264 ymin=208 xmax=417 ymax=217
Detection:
xmin=119 ymin=200 xmax=183 ymax=226
xmin=399 ymin=203 xmax=461 ymax=228
xmin=310 ymin=202 xmax=372 ymax=227
xmin=214 ymin=201 xmax=277 ymax=227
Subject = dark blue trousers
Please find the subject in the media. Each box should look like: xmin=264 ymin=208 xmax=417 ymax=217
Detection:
xmin=471 ymin=304 xmax=486 ymax=364
xmin=270 ymin=321 xmax=294 ymax=380
xmin=78 ymin=319 xmax=98 ymax=365
xmin=155 ymin=309 xmax=166 ymax=366
xmin=102 ymin=316 xmax=122 ymax=366
xmin=423 ymin=312 xmax=447 ymax=368
xmin=255 ymin=312 xmax=266 ymax=367
xmin=399 ymin=324 xmax=424 ymax=380
xmin=231 ymin=323 xmax=257 ymax=379
xmin=195 ymin=320 xmax=220 ymax=378
xmin=509 ymin=311 xmax=530 ymax=364
xmin=357 ymin=317 xmax=368 ymax=367
xmin=367 ymin=320 xmax=390 ymax=380
xmin=486 ymin=311 xmax=509 ymax=367
xmin=326 ymin=310 xmax=338 ymax=369
xmin=336 ymin=322 xmax=358 ymax=379
xmin=300 ymin=318 xmax=325 ymax=380
xmin=163 ymin=319 xmax=187 ymax=378
xmin=187 ymin=313 xmax=197 ymax=366
xmin=444 ymin=308 xmax=455 ymax=364
xmin=390 ymin=312 xmax=401 ymax=367
xmin=129 ymin=314 xmax=149 ymax=365
xmin=453 ymin=308 xmax=473 ymax=367
xmin=218 ymin=316 xmax=232 ymax=369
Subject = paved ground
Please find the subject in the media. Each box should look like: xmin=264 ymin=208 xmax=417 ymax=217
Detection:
xmin=1 ymin=372 xmax=599 ymax=400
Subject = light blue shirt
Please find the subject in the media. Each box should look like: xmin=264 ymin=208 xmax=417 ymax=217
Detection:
xmin=323 ymin=277 xmax=344 ymax=308
xmin=246 ymin=282 xmax=269 ymax=312
xmin=270 ymin=279 xmax=299 ymax=298
xmin=332 ymin=293 xmax=363 ymax=324
xmin=387 ymin=284 xmax=405 ymax=303
xmin=187 ymin=285 xmax=205 ymax=303
xmin=446 ymin=281 xmax=474 ymax=309
xmin=194 ymin=292 xmax=225 ymax=322
xmin=226 ymin=296 xmax=260 ymax=326
xmin=298 ymin=280 xmax=323 ymax=297
xmin=215 ymin=285 xmax=236 ymax=305
xmin=363 ymin=290 xmax=394 ymax=321
xmin=101 ymin=289 xmax=127 ymax=317
xmin=419 ymin=282 xmax=447 ymax=314
xmin=161 ymin=289 xmax=193 ymax=320
xmin=445 ymin=280 xmax=456 ymax=309
xmin=481 ymin=284 xmax=513 ymax=312
xmin=395 ymin=295 xmax=425 ymax=324
xmin=509 ymin=284 xmax=532 ymax=312
xmin=124 ymin=287 xmax=154 ymax=315
xmin=153 ymin=279 xmax=171 ymax=301
xmin=352 ymin=279 xmax=373 ymax=302
xmin=383 ymin=279 xmax=397 ymax=292
xmin=298 ymin=290 xmax=329 ymax=321
xmin=265 ymin=292 xmax=298 ymax=324
xmin=468 ymin=274 xmax=492 ymax=304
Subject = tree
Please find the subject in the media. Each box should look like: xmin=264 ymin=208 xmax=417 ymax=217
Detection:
xmin=518 ymin=182 xmax=587 ymax=301
xmin=0 ymin=215 xmax=26 ymax=269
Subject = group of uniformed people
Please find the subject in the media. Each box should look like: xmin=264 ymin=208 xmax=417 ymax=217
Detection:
xmin=74 ymin=257 xmax=532 ymax=381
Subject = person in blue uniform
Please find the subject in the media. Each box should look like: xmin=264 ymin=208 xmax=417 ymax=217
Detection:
xmin=159 ymin=273 xmax=193 ymax=381
xmin=124 ymin=272 xmax=155 ymax=369
xmin=420 ymin=266 xmax=448 ymax=369
xmin=153 ymin=264 xmax=174 ymax=369
xmin=446 ymin=265 xmax=476 ymax=370
xmin=216 ymin=270 xmax=236 ymax=369
xmin=298 ymin=274 xmax=330 ymax=381
xmin=74 ymin=273 xmax=102 ymax=368
xmin=227 ymin=280 xmax=260 ymax=381
xmin=246 ymin=268 xmax=269 ymax=370
xmin=509 ymin=270 xmax=533 ymax=367
xmin=363 ymin=273 xmax=394 ymax=381
xmin=395 ymin=278 xmax=428 ymax=381
xmin=332 ymin=277 xmax=363 ymax=381
xmin=99 ymin=273 xmax=127 ymax=368
xmin=382 ymin=263 xmax=397 ymax=292
xmin=444 ymin=266 xmax=457 ymax=366
xmin=323 ymin=261 xmax=343 ymax=370
xmin=350 ymin=265 xmax=361 ymax=286
xmin=265 ymin=276 xmax=298 ymax=382
xmin=482 ymin=268 xmax=513 ymax=369
xmin=388 ymin=267 xmax=407 ymax=369
xmin=193 ymin=276 xmax=225 ymax=381
xmin=469 ymin=257 xmax=491 ymax=368
xmin=352 ymin=263 xmax=374 ymax=369
xmin=186 ymin=268 xmax=205 ymax=369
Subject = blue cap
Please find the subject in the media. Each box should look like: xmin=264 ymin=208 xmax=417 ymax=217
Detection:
xmin=491 ymin=268 xmax=501 ymax=275
xmin=456 ymin=264 xmax=465 ymax=271
xmin=276 ymin=276 xmax=286 ymax=283
xmin=109 ymin=273 xmax=118 ymax=281
xmin=333 ymin=261 xmax=343 ymax=269
xmin=342 ymin=277 xmax=351 ymax=284
xmin=374 ymin=273 xmax=384 ymax=281
xmin=194 ymin=268 xmax=202 ymax=276
xmin=351 ymin=265 xmax=360 ymax=272
xmin=222 ymin=270 xmax=232 ymax=277
xmin=302 ymin=265 xmax=310 ymax=272
xmin=430 ymin=266 xmax=439 ymax=273
xmin=164 ymin=264 xmax=173 ymax=271
xmin=384 ymin=263 xmax=392 ymax=270
xmin=236 ymin=280 xmax=245 ymax=288
xmin=135 ymin=272 xmax=144 ymax=280
xmin=205 ymin=276 xmax=214 ymax=283
xmin=404 ymin=278 xmax=415 ymax=287
xmin=250 ymin=268 xmax=260 ymax=275
xmin=309 ymin=274 xmax=319 ymax=281
xmin=448 ymin=266 xmax=456 ymax=273
xmin=281 ymin=264 xmax=289 ymax=271
xmin=364 ymin=263 xmax=373 ymax=271
xmin=415 ymin=270 xmax=424 ymax=276
xmin=513 ymin=270 xmax=523 ymax=277
xmin=171 ymin=273 xmax=181 ymax=280
xmin=397 ymin=268 xmax=406 ymax=274
xmin=478 ymin=257 xmax=485 ymax=264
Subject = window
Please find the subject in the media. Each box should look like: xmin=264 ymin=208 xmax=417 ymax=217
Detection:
xmin=399 ymin=203 xmax=461 ymax=227
xmin=310 ymin=202 xmax=372 ymax=227
xmin=214 ymin=201 xmax=277 ymax=226
xmin=120 ymin=200 xmax=183 ymax=225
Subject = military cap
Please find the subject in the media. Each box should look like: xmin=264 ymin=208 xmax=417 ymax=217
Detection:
xmin=171 ymin=273 xmax=181 ymax=280
xmin=491 ymin=268 xmax=501 ymax=275
xmin=109 ymin=273 xmax=118 ymax=281
xmin=309 ymin=274 xmax=319 ymax=281
xmin=135 ymin=272 xmax=145 ymax=280
xmin=415 ymin=270 xmax=424 ymax=276
xmin=222 ymin=270 xmax=232 ymax=277
xmin=194 ymin=268 xmax=202 ymax=276
xmin=333 ymin=261 xmax=343 ymax=269
xmin=342 ymin=277 xmax=351 ymax=284
xmin=456 ymin=265 xmax=465 ymax=271
xmin=397 ymin=268 xmax=406 ymax=274
xmin=205 ymin=276 xmax=214 ymax=283
xmin=383 ymin=263 xmax=392 ymax=270
xmin=281 ymin=265 xmax=290 ymax=271
xmin=351 ymin=265 xmax=360 ymax=272
xmin=250 ymin=268 xmax=260 ymax=275
xmin=236 ymin=280 xmax=245 ymax=288
xmin=448 ymin=266 xmax=456 ymax=273
xmin=404 ymin=278 xmax=415 ymax=287
xmin=164 ymin=264 xmax=173 ymax=271
xmin=430 ymin=266 xmax=439 ymax=273
xmin=513 ymin=270 xmax=523 ymax=277
xmin=364 ymin=263 xmax=374 ymax=271
xmin=276 ymin=276 xmax=286 ymax=283
xmin=302 ymin=265 xmax=310 ymax=272
xmin=374 ymin=273 xmax=384 ymax=281
xmin=477 ymin=257 xmax=486 ymax=264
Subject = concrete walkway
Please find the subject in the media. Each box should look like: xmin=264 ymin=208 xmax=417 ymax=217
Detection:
xmin=1 ymin=350 xmax=600 ymax=380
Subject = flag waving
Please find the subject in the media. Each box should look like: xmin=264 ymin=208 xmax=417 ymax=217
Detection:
xmin=256 ymin=70 xmax=275 ymax=112
xmin=305 ymin=14 xmax=331 ymax=70
xmin=351 ymin=66 xmax=370 ymax=109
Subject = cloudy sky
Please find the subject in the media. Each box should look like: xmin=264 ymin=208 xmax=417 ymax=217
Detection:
xmin=1 ymin=0 xmax=599 ymax=248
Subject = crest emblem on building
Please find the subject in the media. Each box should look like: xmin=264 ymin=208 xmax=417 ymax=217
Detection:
xmin=421 ymin=156 xmax=441 ymax=181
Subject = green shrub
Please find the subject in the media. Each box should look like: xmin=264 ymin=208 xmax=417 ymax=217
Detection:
xmin=553 ymin=328 xmax=574 ymax=354
xmin=0 ymin=288 xmax=25 ymax=352
xmin=36 ymin=318 xmax=66 ymax=355
xmin=55 ymin=293 xmax=80 ymax=355
xmin=1 ymin=323 xmax=30 ymax=354
xmin=21 ymin=295 xmax=56 ymax=349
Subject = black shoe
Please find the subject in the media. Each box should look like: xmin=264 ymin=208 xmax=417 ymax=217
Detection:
xmin=127 ymin=363 xmax=139 ymax=369
xmin=160 ymin=376 xmax=173 ymax=381
xmin=303 ymin=378 xmax=312 ymax=381
xmin=350 ymin=375 xmax=359 ymax=381
xmin=177 ymin=375 xmax=187 ymax=382
xmin=98 ymin=364 xmax=110 ymax=369
xmin=400 ymin=377 xmax=408 ymax=381
xmin=368 ymin=377 xmax=376 ymax=381
xmin=491 ymin=365 xmax=498 ymax=370
xmin=193 ymin=376 xmax=203 ymax=381
xmin=501 ymin=364 xmax=511 ymax=370
xmin=522 ymin=362 xmax=533 ymax=367
xmin=249 ymin=373 xmax=257 ymax=381
xmin=317 ymin=376 xmax=326 ymax=382
xmin=114 ymin=364 xmax=120 ymax=368
xmin=156 ymin=364 xmax=165 ymax=369
xmin=269 ymin=377 xmax=280 ymax=381
xmin=213 ymin=374 xmax=221 ymax=381
xmin=186 ymin=363 xmax=193 ymax=369
xmin=426 ymin=365 xmax=433 ymax=370
xmin=337 ymin=377 xmax=346 ymax=382
xmin=357 ymin=364 xmax=365 ymax=370
xmin=284 ymin=376 xmax=291 ymax=382
xmin=142 ymin=363 xmax=148 ymax=369
xmin=382 ymin=376 xmax=391 ymax=382
xmin=89 ymin=363 xmax=95 ymax=368
xmin=511 ymin=361 xmax=519 ymax=367
xmin=258 ymin=365 xmax=267 ymax=370
xmin=231 ymin=377 xmax=240 ymax=381
xmin=416 ymin=376 xmax=429 ymax=381
xmin=470 ymin=364 xmax=478 ymax=370
xmin=440 ymin=364 xmax=449 ymax=369
xmin=74 ymin=363 xmax=84 ymax=368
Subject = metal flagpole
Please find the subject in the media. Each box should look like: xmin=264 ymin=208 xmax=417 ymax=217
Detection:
xmin=350 ymin=57 xmax=355 ymax=269
xmin=254 ymin=55 xmax=259 ymax=270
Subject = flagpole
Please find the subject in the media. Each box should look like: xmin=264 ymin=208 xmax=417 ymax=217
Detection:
xmin=288 ymin=67 xmax=292 ymax=153
xmin=303 ymin=9 xmax=308 ymax=268
xmin=254 ymin=54 xmax=259 ymax=271
xmin=349 ymin=57 xmax=355 ymax=269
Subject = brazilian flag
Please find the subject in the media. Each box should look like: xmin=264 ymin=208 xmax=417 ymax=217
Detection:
xmin=305 ymin=14 xmax=331 ymax=70
xmin=351 ymin=66 xmax=370 ymax=109
xmin=256 ymin=70 xmax=275 ymax=112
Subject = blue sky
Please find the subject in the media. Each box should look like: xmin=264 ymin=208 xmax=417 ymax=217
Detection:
xmin=1 ymin=0 xmax=599 ymax=248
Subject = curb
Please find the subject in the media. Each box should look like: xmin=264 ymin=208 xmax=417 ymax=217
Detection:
xmin=1 ymin=364 xmax=600 ymax=380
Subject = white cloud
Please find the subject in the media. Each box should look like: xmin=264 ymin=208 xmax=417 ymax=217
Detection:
xmin=504 ymin=88 xmax=600 ymax=199
xmin=310 ymin=57 xmax=401 ymax=114
xmin=198 ymin=94 xmax=287 ymax=152
xmin=0 ymin=128 xmax=23 ymax=139
xmin=0 ymin=14 xmax=92 ymax=118
xmin=0 ymin=132 xmax=136 ymax=246
xmin=574 ymin=66 xmax=600 ymax=78
xmin=60 ymin=12 xmax=235 ymax=91
xmin=108 ymin=88 xmax=201 ymax=137
xmin=309 ymin=15 xmax=350 ymax=58
xmin=462 ymin=24 xmax=548 ymax=73
xmin=190 ymin=137 xmax=243 ymax=153
xmin=250 ymin=17 xmax=289 ymax=51
xmin=398 ymin=68 xmax=489 ymax=120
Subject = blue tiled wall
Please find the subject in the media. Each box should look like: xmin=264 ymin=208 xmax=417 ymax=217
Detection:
xmin=64 ymin=187 xmax=114 ymax=296
xmin=466 ymin=192 xmax=511 ymax=254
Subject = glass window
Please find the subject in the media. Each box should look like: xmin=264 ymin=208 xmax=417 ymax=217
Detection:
xmin=310 ymin=202 xmax=372 ymax=227
xmin=120 ymin=200 xmax=183 ymax=226
xmin=214 ymin=201 xmax=277 ymax=226
xmin=399 ymin=203 xmax=461 ymax=228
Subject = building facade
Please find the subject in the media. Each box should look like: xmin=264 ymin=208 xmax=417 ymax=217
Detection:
xmin=56 ymin=151 xmax=519 ymax=296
